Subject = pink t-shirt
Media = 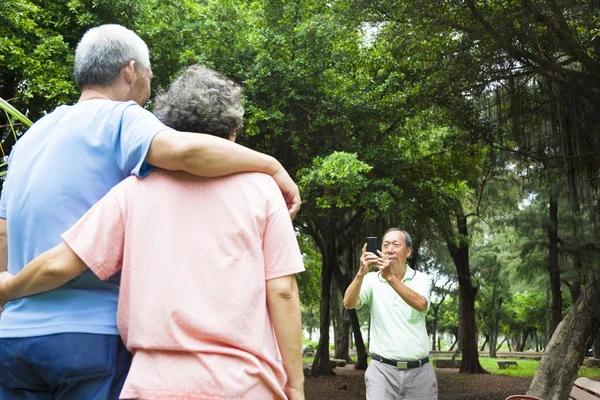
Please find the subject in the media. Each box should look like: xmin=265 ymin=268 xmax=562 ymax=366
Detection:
xmin=62 ymin=170 xmax=305 ymax=399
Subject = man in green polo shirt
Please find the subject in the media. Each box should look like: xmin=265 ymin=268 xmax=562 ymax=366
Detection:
xmin=344 ymin=228 xmax=438 ymax=399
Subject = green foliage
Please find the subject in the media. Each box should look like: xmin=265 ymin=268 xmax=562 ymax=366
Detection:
xmin=296 ymin=233 xmax=321 ymax=308
xmin=298 ymin=152 xmax=373 ymax=210
xmin=0 ymin=97 xmax=32 ymax=176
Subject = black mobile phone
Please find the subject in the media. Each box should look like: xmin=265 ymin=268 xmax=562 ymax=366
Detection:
xmin=366 ymin=236 xmax=378 ymax=255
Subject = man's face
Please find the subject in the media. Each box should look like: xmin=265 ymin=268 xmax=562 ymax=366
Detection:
xmin=382 ymin=230 xmax=412 ymax=266
xmin=132 ymin=66 xmax=152 ymax=106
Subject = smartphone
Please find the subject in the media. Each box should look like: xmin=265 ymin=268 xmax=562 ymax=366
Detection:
xmin=366 ymin=236 xmax=378 ymax=255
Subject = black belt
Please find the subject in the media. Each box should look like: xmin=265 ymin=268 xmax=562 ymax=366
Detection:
xmin=371 ymin=355 xmax=429 ymax=370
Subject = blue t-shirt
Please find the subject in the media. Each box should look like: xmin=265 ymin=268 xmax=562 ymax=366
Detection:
xmin=0 ymin=99 xmax=170 ymax=337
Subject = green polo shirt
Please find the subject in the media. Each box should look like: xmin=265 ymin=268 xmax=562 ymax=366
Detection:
xmin=357 ymin=266 xmax=432 ymax=361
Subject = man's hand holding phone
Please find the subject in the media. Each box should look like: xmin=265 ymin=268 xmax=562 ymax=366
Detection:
xmin=359 ymin=237 xmax=379 ymax=277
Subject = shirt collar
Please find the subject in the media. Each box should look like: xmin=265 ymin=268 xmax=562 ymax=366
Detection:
xmin=377 ymin=265 xmax=416 ymax=283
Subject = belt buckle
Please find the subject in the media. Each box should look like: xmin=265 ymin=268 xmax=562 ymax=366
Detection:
xmin=396 ymin=361 xmax=408 ymax=370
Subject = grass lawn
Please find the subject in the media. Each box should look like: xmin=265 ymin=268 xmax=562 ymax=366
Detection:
xmin=437 ymin=356 xmax=600 ymax=379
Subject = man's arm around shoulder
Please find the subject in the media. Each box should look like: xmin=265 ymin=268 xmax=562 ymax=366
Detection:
xmin=145 ymin=131 xmax=301 ymax=218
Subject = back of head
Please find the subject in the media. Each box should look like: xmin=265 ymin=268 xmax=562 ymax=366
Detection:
xmin=153 ymin=65 xmax=244 ymax=139
xmin=75 ymin=24 xmax=150 ymax=89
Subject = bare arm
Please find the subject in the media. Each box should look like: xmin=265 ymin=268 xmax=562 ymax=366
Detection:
xmin=145 ymin=131 xmax=301 ymax=219
xmin=0 ymin=242 xmax=87 ymax=307
xmin=385 ymin=277 xmax=427 ymax=312
xmin=266 ymin=274 xmax=304 ymax=400
xmin=343 ymin=244 xmax=375 ymax=309
xmin=375 ymin=251 xmax=427 ymax=312
xmin=0 ymin=218 xmax=6 ymax=273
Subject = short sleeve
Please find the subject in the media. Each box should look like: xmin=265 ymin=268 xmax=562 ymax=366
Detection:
xmin=114 ymin=102 xmax=172 ymax=178
xmin=262 ymin=177 xmax=304 ymax=280
xmin=0 ymin=188 xmax=7 ymax=219
xmin=357 ymin=273 xmax=373 ymax=309
xmin=411 ymin=272 xmax=433 ymax=312
xmin=61 ymin=179 xmax=132 ymax=280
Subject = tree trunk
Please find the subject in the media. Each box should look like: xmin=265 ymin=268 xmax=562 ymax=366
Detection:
xmin=547 ymin=189 xmax=562 ymax=340
xmin=432 ymin=305 xmax=439 ymax=352
xmin=480 ymin=335 xmax=488 ymax=352
xmin=331 ymin=279 xmax=351 ymax=361
xmin=496 ymin=335 xmax=507 ymax=352
xmin=447 ymin=210 xmax=487 ymax=373
xmin=333 ymin=318 xmax=351 ymax=362
xmin=489 ymin=298 xmax=502 ymax=358
xmin=449 ymin=336 xmax=458 ymax=352
xmin=311 ymin=245 xmax=335 ymax=376
xmin=528 ymin=264 xmax=600 ymax=399
xmin=593 ymin=328 xmax=600 ymax=359
xmin=348 ymin=309 xmax=368 ymax=370
xmin=568 ymin=253 xmax=583 ymax=304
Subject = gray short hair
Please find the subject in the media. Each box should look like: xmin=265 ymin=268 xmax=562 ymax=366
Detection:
xmin=384 ymin=227 xmax=413 ymax=248
xmin=74 ymin=24 xmax=150 ymax=89
xmin=153 ymin=65 xmax=244 ymax=138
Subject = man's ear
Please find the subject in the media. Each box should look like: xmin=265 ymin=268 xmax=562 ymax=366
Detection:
xmin=122 ymin=60 xmax=136 ymax=85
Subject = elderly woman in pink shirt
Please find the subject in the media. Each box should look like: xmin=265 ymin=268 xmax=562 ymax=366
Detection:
xmin=0 ymin=66 xmax=305 ymax=400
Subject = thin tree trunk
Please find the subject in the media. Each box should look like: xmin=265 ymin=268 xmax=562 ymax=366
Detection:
xmin=449 ymin=336 xmax=458 ymax=352
xmin=489 ymin=298 xmax=502 ymax=358
xmin=496 ymin=335 xmax=507 ymax=352
xmin=332 ymin=279 xmax=351 ymax=361
xmin=568 ymin=254 xmax=583 ymax=304
xmin=432 ymin=306 xmax=439 ymax=352
xmin=348 ymin=309 xmax=367 ymax=370
xmin=528 ymin=264 xmax=600 ymax=399
xmin=593 ymin=328 xmax=600 ymax=359
xmin=311 ymin=234 xmax=336 ymax=376
xmin=480 ymin=335 xmax=489 ymax=352
xmin=447 ymin=210 xmax=487 ymax=373
xmin=548 ymin=189 xmax=562 ymax=340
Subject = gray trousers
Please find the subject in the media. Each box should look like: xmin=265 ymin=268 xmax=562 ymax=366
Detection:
xmin=365 ymin=359 xmax=438 ymax=400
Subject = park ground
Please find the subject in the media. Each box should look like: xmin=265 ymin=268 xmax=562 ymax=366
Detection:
xmin=305 ymin=364 xmax=532 ymax=400
xmin=303 ymin=354 xmax=600 ymax=399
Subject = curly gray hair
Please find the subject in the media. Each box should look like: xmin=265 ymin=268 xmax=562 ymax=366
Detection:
xmin=153 ymin=65 xmax=244 ymax=138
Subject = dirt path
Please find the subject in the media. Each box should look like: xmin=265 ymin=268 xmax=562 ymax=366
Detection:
xmin=304 ymin=365 xmax=532 ymax=399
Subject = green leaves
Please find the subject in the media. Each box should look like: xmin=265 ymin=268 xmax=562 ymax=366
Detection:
xmin=298 ymin=151 xmax=372 ymax=210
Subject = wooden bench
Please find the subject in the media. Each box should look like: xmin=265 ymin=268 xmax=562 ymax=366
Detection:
xmin=497 ymin=360 xmax=518 ymax=369
xmin=570 ymin=377 xmax=600 ymax=399
xmin=433 ymin=358 xmax=459 ymax=368
xmin=505 ymin=377 xmax=600 ymax=400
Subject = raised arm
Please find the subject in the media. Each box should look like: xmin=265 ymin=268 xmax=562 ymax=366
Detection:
xmin=145 ymin=131 xmax=301 ymax=219
xmin=266 ymin=274 xmax=304 ymax=400
xmin=0 ymin=242 xmax=87 ymax=307
xmin=343 ymin=243 xmax=375 ymax=309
